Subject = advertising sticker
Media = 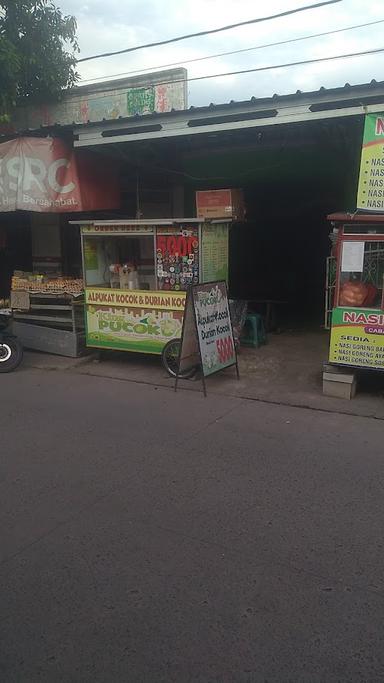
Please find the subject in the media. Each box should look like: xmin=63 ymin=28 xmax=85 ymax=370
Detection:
xmin=330 ymin=307 xmax=384 ymax=369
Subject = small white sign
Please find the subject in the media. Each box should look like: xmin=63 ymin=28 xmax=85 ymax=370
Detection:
xmin=341 ymin=241 xmax=365 ymax=272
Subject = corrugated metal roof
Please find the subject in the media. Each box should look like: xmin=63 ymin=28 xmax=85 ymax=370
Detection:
xmin=72 ymin=78 xmax=384 ymax=148
xmin=72 ymin=78 xmax=384 ymax=129
xmin=183 ymin=79 xmax=384 ymax=112
xmin=3 ymin=78 xmax=384 ymax=145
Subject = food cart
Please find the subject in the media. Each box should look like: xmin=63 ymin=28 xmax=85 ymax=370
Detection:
xmin=10 ymin=274 xmax=84 ymax=357
xmin=73 ymin=219 xmax=230 ymax=367
xmin=328 ymin=212 xmax=384 ymax=372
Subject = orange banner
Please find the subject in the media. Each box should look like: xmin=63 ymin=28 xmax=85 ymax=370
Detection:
xmin=0 ymin=137 xmax=119 ymax=213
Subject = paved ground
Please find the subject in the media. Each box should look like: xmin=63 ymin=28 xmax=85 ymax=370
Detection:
xmin=1 ymin=367 xmax=384 ymax=682
xmin=24 ymin=329 xmax=384 ymax=419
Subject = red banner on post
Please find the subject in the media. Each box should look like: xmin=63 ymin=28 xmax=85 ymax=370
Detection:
xmin=0 ymin=137 xmax=119 ymax=213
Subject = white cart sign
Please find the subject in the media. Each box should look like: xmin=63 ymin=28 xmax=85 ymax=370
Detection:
xmin=176 ymin=281 xmax=238 ymax=396
xmin=193 ymin=282 xmax=236 ymax=376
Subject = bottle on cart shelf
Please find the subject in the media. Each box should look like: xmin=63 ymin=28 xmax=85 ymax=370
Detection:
xmin=120 ymin=263 xmax=139 ymax=290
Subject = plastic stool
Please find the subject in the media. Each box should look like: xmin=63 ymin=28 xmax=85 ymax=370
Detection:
xmin=240 ymin=313 xmax=266 ymax=348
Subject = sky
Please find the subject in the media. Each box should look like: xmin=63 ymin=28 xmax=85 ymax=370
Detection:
xmin=59 ymin=0 xmax=384 ymax=107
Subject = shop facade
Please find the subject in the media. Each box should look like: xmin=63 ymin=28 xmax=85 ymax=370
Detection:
xmin=71 ymin=80 xmax=384 ymax=332
xmin=0 ymin=67 xmax=189 ymax=295
xmin=3 ymin=76 xmax=384 ymax=377
xmin=0 ymin=136 xmax=120 ymax=355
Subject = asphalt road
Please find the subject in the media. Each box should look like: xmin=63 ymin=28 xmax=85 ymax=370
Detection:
xmin=1 ymin=368 xmax=384 ymax=682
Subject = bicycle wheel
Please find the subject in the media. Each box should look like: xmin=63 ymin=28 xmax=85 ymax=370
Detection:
xmin=161 ymin=338 xmax=196 ymax=379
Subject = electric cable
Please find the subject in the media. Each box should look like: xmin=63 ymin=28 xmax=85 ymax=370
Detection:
xmin=80 ymin=18 xmax=384 ymax=85
xmin=77 ymin=0 xmax=342 ymax=63
xmin=73 ymin=47 xmax=384 ymax=107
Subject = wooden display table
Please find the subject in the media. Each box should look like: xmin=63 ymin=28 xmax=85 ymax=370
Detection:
xmin=12 ymin=292 xmax=85 ymax=357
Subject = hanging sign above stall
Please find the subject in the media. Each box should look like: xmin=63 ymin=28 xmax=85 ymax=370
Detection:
xmin=176 ymin=281 xmax=239 ymax=396
xmin=357 ymin=113 xmax=384 ymax=211
xmin=0 ymin=137 xmax=120 ymax=213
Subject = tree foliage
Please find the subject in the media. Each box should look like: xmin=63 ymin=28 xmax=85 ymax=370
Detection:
xmin=0 ymin=0 xmax=79 ymax=121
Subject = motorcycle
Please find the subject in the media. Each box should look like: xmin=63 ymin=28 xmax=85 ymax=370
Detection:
xmin=0 ymin=309 xmax=23 ymax=372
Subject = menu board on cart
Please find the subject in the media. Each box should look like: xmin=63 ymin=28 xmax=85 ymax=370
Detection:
xmin=176 ymin=281 xmax=238 ymax=396
xmin=201 ymin=224 xmax=229 ymax=283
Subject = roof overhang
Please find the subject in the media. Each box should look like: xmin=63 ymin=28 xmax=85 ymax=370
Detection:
xmin=328 ymin=212 xmax=384 ymax=223
xmin=74 ymin=81 xmax=384 ymax=148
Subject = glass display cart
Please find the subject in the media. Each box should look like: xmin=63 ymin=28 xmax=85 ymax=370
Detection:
xmin=328 ymin=212 xmax=384 ymax=371
xmin=72 ymin=218 xmax=231 ymax=373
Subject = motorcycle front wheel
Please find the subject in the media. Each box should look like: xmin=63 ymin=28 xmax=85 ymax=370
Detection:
xmin=0 ymin=337 xmax=23 ymax=372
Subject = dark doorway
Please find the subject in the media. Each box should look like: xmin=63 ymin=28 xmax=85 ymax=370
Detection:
xmin=0 ymin=213 xmax=32 ymax=298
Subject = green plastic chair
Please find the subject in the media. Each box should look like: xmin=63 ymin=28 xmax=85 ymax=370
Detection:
xmin=240 ymin=313 xmax=267 ymax=348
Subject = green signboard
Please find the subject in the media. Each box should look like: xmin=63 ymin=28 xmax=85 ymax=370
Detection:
xmin=84 ymin=288 xmax=186 ymax=354
xmin=201 ymin=223 xmax=229 ymax=283
xmin=357 ymin=112 xmax=384 ymax=211
xmin=330 ymin=307 xmax=384 ymax=369
xmin=84 ymin=240 xmax=98 ymax=271
xmin=127 ymin=87 xmax=156 ymax=115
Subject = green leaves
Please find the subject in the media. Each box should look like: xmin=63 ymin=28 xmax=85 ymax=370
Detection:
xmin=0 ymin=0 xmax=79 ymax=120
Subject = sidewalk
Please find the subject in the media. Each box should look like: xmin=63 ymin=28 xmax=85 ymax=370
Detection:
xmin=22 ymin=330 xmax=384 ymax=420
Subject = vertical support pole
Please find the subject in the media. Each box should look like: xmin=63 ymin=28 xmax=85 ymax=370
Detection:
xmin=201 ymin=372 xmax=207 ymax=397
